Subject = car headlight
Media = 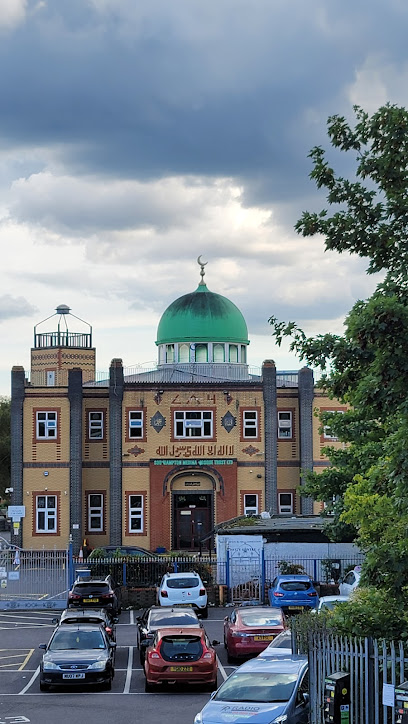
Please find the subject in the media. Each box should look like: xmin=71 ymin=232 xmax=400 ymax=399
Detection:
xmin=43 ymin=661 xmax=59 ymax=671
xmin=88 ymin=659 xmax=108 ymax=671
xmin=193 ymin=712 xmax=203 ymax=724
xmin=270 ymin=716 xmax=288 ymax=723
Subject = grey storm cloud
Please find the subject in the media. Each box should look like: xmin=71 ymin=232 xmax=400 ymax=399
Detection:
xmin=1 ymin=0 xmax=408 ymax=207
xmin=0 ymin=295 xmax=37 ymax=321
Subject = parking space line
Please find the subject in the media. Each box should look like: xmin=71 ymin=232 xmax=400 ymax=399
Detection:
xmin=217 ymin=656 xmax=228 ymax=682
xmin=18 ymin=666 xmax=40 ymax=695
xmin=19 ymin=649 xmax=34 ymax=671
xmin=123 ymin=646 xmax=134 ymax=693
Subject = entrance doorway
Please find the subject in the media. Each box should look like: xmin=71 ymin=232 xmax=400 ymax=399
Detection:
xmin=173 ymin=493 xmax=212 ymax=550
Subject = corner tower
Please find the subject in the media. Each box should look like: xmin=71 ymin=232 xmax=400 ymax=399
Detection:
xmin=30 ymin=304 xmax=96 ymax=385
xmin=156 ymin=258 xmax=250 ymax=380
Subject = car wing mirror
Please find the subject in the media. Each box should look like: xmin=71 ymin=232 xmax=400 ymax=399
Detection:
xmin=51 ymin=617 xmax=59 ymax=625
xmin=212 ymin=640 xmax=220 ymax=646
xmin=223 ymin=616 xmax=228 ymax=622
xmin=113 ymin=617 xmax=119 ymax=623
xmin=39 ymin=644 xmax=47 ymax=650
xmin=303 ymin=693 xmax=310 ymax=705
xmin=210 ymin=692 xmax=217 ymax=700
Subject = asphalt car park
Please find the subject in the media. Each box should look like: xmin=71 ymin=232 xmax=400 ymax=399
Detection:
xmin=0 ymin=607 xmax=240 ymax=724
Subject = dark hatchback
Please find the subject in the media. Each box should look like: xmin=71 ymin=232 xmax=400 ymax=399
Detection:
xmin=67 ymin=575 xmax=122 ymax=616
xmin=53 ymin=608 xmax=117 ymax=641
xmin=39 ymin=625 xmax=116 ymax=691
xmin=137 ymin=606 xmax=203 ymax=664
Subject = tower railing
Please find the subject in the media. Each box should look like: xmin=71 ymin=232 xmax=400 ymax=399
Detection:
xmin=34 ymin=331 xmax=92 ymax=349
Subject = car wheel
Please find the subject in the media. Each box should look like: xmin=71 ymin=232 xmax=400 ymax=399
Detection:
xmin=223 ymin=635 xmax=227 ymax=649
xmin=144 ymin=680 xmax=154 ymax=693
xmin=40 ymin=681 xmax=49 ymax=692
xmin=200 ymin=606 xmax=208 ymax=619
xmin=139 ymin=650 xmax=145 ymax=666
xmin=207 ymin=679 xmax=218 ymax=692
xmin=103 ymin=677 xmax=112 ymax=691
xmin=227 ymin=651 xmax=236 ymax=664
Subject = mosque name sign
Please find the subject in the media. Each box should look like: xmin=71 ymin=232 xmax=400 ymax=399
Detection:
xmin=155 ymin=444 xmax=234 ymax=458
xmin=153 ymin=458 xmax=235 ymax=466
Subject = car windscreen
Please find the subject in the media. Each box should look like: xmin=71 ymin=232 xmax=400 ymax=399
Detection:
xmin=280 ymin=581 xmax=311 ymax=592
xmin=149 ymin=611 xmax=199 ymax=627
xmin=240 ymin=612 xmax=283 ymax=627
xmin=214 ymin=672 xmax=298 ymax=703
xmin=160 ymin=635 xmax=203 ymax=661
xmin=268 ymin=631 xmax=292 ymax=648
xmin=49 ymin=629 xmax=106 ymax=651
xmin=166 ymin=578 xmax=200 ymax=589
xmin=63 ymin=617 xmax=105 ymax=625
xmin=72 ymin=583 xmax=110 ymax=595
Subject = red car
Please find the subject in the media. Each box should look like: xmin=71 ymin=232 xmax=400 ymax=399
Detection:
xmin=224 ymin=606 xmax=286 ymax=663
xmin=144 ymin=627 xmax=218 ymax=692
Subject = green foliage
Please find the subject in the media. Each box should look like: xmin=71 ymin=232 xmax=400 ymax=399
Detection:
xmin=269 ymin=104 xmax=408 ymax=610
xmin=329 ymin=588 xmax=408 ymax=641
xmin=278 ymin=561 xmax=306 ymax=575
xmin=0 ymin=397 xmax=11 ymax=500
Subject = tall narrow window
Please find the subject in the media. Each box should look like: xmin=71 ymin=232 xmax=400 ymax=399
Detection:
xmin=278 ymin=411 xmax=292 ymax=439
xmin=166 ymin=344 xmax=175 ymax=362
xmin=36 ymin=411 xmax=57 ymax=439
xmin=195 ymin=344 xmax=208 ymax=362
xmin=129 ymin=495 xmax=144 ymax=533
xmin=243 ymin=410 xmax=258 ymax=438
xmin=36 ymin=495 xmax=57 ymax=533
xmin=241 ymin=345 xmax=247 ymax=363
xmin=88 ymin=493 xmax=104 ymax=532
xmin=89 ymin=411 xmax=104 ymax=439
xmin=129 ymin=410 xmax=143 ymax=438
xmin=179 ymin=344 xmax=189 ymax=362
xmin=213 ymin=343 xmax=225 ymax=362
xmin=229 ymin=344 xmax=238 ymax=362
xmin=279 ymin=493 xmax=293 ymax=514
xmin=244 ymin=494 xmax=258 ymax=516
xmin=323 ymin=410 xmax=344 ymax=440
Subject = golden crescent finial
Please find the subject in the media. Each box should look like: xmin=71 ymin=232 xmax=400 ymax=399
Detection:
xmin=197 ymin=256 xmax=208 ymax=285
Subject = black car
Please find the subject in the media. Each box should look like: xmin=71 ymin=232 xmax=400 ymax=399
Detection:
xmin=53 ymin=608 xmax=117 ymax=641
xmin=39 ymin=624 xmax=116 ymax=691
xmin=89 ymin=545 xmax=158 ymax=559
xmin=137 ymin=606 xmax=203 ymax=664
xmin=67 ymin=575 xmax=121 ymax=616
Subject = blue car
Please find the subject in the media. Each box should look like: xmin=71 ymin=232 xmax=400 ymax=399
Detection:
xmin=268 ymin=574 xmax=319 ymax=613
xmin=194 ymin=655 xmax=309 ymax=724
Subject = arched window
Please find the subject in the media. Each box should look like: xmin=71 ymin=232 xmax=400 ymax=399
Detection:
xmin=179 ymin=344 xmax=189 ymax=363
xmin=241 ymin=345 xmax=247 ymax=363
xmin=229 ymin=344 xmax=238 ymax=363
xmin=166 ymin=344 xmax=175 ymax=363
xmin=159 ymin=345 xmax=165 ymax=363
xmin=213 ymin=343 xmax=225 ymax=362
xmin=195 ymin=344 xmax=208 ymax=362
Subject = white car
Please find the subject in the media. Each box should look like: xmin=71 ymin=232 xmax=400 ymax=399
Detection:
xmin=315 ymin=595 xmax=350 ymax=612
xmin=157 ymin=571 xmax=208 ymax=618
xmin=339 ymin=567 xmax=361 ymax=597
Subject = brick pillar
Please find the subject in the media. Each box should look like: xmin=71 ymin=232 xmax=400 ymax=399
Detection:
xmin=109 ymin=359 xmax=124 ymax=546
xmin=262 ymin=360 xmax=277 ymax=514
xmin=10 ymin=366 xmax=25 ymax=548
xmin=298 ymin=366 xmax=314 ymax=514
xmin=68 ymin=368 xmax=83 ymax=554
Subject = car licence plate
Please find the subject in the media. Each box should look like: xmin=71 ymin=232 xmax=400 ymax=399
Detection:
xmin=83 ymin=598 xmax=99 ymax=603
xmin=169 ymin=666 xmax=193 ymax=672
xmin=62 ymin=673 xmax=85 ymax=680
xmin=254 ymin=635 xmax=274 ymax=641
xmin=288 ymin=606 xmax=303 ymax=611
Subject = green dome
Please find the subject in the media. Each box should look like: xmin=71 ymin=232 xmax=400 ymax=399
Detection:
xmin=156 ymin=284 xmax=249 ymax=345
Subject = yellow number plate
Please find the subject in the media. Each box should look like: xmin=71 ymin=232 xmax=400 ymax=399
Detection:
xmin=254 ymin=635 xmax=274 ymax=641
xmin=169 ymin=666 xmax=193 ymax=672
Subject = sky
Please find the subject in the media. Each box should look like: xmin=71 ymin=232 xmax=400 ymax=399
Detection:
xmin=0 ymin=0 xmax=406 ymax=395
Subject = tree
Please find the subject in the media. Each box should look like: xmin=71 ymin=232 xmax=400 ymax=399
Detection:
xmin=269 ymin=104 xmax=408 ymax=601
xmin=0 ymin=397 xmax=11 ymax=501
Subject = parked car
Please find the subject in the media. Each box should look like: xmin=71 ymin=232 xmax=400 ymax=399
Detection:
xmin=137 ymin=605 xmax=203 ymax=664
xmin=339 ymin=567 xmax=361 ymax=597
xmin=224 ymin=606 xmax=286 ymax=663
xmin=39 ymin=624 xmax=116 ymax=691
xmin=53 ymin=607 xmax=117 ymax=641
xmin=89 ymin=545 xmax=158 ymax=559
xmin=315 ymin=595 xmax=350 ymax=612
xmin=67 ymin=574 xmax=122 ymax=616
xmin=261 ymin=629 xmax=293 ymax=657
xmin=194 ymin=655 xmax=309 ymax=724
xmin=144 ymin=627 xmax=218 ymax=692
xmin=268 ymin=574 xmax=319 ymax=613
xmin=157 ymin=571 xmax=208 ymax=618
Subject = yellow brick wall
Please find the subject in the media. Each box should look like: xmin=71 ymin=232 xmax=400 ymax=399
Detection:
xmin=22 ymin=467 xmax=70 ymax=549
xmin=24 ymin=392 xmax=71 ymax=462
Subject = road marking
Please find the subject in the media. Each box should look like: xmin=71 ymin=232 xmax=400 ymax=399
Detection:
xmin=124 ymin=646 xmax=134 ymax=693
xmin=18 ymin=666 xmax=39 ymax=695
xmin=19 ymin=650 xmax=34 ymax=671
xmin=129 ymin=610 xmax=134 ymax=625
xmin=217 ymin=656 xmax=228 ymax=681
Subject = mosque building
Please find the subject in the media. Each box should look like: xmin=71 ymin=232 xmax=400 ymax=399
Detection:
xmin=10 ymin=260 xmax=345 ymax=552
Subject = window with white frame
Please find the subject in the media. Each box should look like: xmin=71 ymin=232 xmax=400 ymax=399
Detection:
xmin=174 ymin=410 xmax=213 ymax=438
xmin=36 ymin=411 xmax=57 ymax=439
xmin=179 ymin=343 xmax=189 ymax=362
xmin=88 ymin=493 xmax=104 ymax=532
xmin=323 ymin=410 xmax=344 ymax=440
xmin=129 ymin=494 xmax=144 ymax=532
xmin=279 ymin=492 xmax=293 ymax=514
xmin=278 ymin=411 xmax=292 ymax=439
xmin=129 ymin=410 xmax=143 ymax=438
xmin=229 ymin=344 xmax=238 ymax=362
xmin=166 ymin=344 xmax=175 ymax=362
xmin=213 ymin=343 xmax=225 ymax=362
xmin=243 ymin=410 xmax=258 ymax=438
xmin=36 ymin=495 xmax=57 ymax=532
xmin=89 ymin=411 xmax=104 ymax=439
xmin=244 ymin=494 xmax=258 ymax=516
xmin=195 ymin=344 xmax=208 ymax=362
